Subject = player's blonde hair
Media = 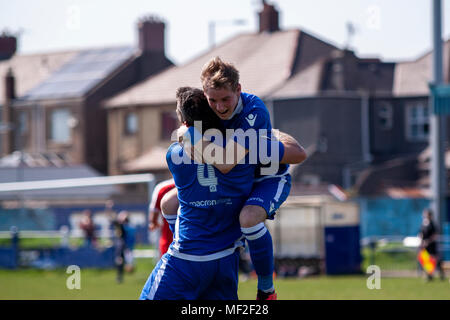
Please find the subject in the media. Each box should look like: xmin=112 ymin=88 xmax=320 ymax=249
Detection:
xmin=200 ymin=56 xmax=240 ymax=91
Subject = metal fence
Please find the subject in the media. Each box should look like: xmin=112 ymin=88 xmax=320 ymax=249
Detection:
xmin=360 ymin=235 xmax=450 ymax=277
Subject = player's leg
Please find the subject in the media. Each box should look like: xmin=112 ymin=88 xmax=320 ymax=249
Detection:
xmin=436 ymin=257 xmax=445 ymax=280
xmin=160 ymin=188 xmax=179 ymax=216
xmin=428 ymin=244 xmax=445 ymax=280
xmin=160 ymin=188 xmax=179 ymax=233
xmin=115 ymin=241 xmax=125 ymax=283
xmin=198 ymin=250 xmax=240 ymax=300
xmin=140 ymin=254 xmax=193 ymax=300
xmin=159 ymin=219 xmax=173 ymax=258
xmin=139 ymin=253 xmax=214 ymax=300
xmin=240 ymin=175 xmax=291 ymax=299
xmin=124 ymin=248 xmax=134 ymax=273
xmin=240 ymin=205 xmax=275 ymax=294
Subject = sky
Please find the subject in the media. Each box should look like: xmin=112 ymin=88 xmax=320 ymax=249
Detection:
xmin=0 ymin=0 xmax=449 ymax=65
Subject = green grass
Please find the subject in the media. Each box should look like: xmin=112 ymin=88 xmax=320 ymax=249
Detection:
xmin=0 ymin=238 xmax=155 ymax=250
xmin=1 ymin=238 xmax=416 ymax=271
xmin=0 ymin=258 xmax=448 ymax=300
xmin=239 ymin=276 xmax=450 ymax=300
xmin=361 ymin=246 xmax=418 ymax=271
xmin=0 ymin=237 xmax=85 ymax=248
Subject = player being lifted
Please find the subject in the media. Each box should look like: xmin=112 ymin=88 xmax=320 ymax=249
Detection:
xmin=161 ymin=58 xmax=307 ymax=300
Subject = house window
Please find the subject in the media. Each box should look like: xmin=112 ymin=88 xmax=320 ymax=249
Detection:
xmin=124 ymin=112 xmax=138 ymax=135
xmin=378 ymin=102 xmax=393 ymax=130
xmin=18 ymin=111 xmax=28 ymax=135
xmin=161 ymin=111 xmax=178 ymax=141
xmin=49 ymin=109 xmax=71 ymax=143
xmin=405 ymin=102 xmax=429 ymax=142
xmin=301 ymin=174 xmax=321 ymax=186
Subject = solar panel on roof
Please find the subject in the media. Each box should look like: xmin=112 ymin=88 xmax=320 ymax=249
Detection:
xmin=20 ymin=46 xmax=136 ymax=100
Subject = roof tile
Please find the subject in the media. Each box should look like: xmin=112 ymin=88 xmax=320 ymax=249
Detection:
xmin=105 ymin=30 xmax=300 ymax=107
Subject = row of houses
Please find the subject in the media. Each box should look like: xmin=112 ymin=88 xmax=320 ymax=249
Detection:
xmin=0 ymin=1 xmax=449 ymax=237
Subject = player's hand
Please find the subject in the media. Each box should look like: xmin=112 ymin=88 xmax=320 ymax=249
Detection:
xmin=149 ymin=210 xmax=161 ymax=231
xmin=149 ymin=221 xmax=160 ymax=231
xmin=177 ymin=125 xmax=189 ymax=142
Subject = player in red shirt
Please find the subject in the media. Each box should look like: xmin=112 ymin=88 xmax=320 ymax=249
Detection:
xmin=148 ymin=179 xmax=176 ymax=257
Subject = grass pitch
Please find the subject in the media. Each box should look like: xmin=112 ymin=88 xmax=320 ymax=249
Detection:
xmin=0 ymin=258 xmax=448 ymax=300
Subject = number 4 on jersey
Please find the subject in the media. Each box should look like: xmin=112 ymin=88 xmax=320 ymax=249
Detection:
xmin=197 ymin=164 xmax=218 ymax=192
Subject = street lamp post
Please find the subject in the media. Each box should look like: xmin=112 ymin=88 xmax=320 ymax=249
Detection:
xmin=208 ymin=19 xmax=247 ymax=48
xmin=430 ymin=0 xmax=447 ymax=229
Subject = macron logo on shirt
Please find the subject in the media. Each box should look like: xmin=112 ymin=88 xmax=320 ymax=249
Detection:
xmin=245 ymin=114 xmax=257 ymax=127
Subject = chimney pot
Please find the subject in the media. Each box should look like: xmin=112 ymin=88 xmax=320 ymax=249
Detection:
xmin=0 ymin=32 xmax=17 ymax=61
xmin=5 ymin=67 xmax=15 ymax=101
xmin=138 ymin=16 xmax=165 ymax=54
xmin=258 ymin=0 xmax=280 ymax=33
xmin=2 ymin=67 xmax=15 ymax=156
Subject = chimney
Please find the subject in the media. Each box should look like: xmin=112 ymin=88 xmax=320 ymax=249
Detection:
xmin=258 ymin=0 xmax=280 ymax=33
xmin=5 ymin=68 xmax=15 ymax=101
xmin=138 ymin=16 xmax=165 ymax=54
xmin=2 ymin=68 xmax=15 ymax=155
xmin=0 ymin=32 xmax=17 ymax=61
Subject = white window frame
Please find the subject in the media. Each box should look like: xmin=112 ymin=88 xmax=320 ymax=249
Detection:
xmin=49 ymin=108 xmax=71 ymax=144
xmin=124 ymin=112 xmax=138 ymax=135
xmin=405 ymin=101 xmax=429 ymax=142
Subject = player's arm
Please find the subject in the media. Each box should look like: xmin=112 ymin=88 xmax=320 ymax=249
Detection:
xmin=148 ymin=184 xmax=163 ymax=231
xmin=180 ymin=125 xmax=248 ymax=174
xmin=418 ymin=230 xmax=425 ymax=248
xmin=245 ymin=102 xmax=306 ymax=165
xmin=275 ymin=130 xmax=307 ymax=164
xmin=160 ymin=188 xmax=179 ymax=217
xmin=203 ymin=137 xmax=248 ymax=174
xmin=160 ymin=188 xmax=178 ymax=234
xmin=148 ymin=207 xmax=161 ymax=231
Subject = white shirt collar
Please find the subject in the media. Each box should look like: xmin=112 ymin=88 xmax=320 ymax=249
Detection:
xmin=226 ymin=96 xmax=243 ymax=120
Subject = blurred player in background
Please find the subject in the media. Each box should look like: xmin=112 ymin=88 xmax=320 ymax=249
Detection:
xmin=112 ymin=210 xmax=135 ymax=283
xmin=79 ymin=209 xmax=97 ymax=247
xmin=419 ymin=208 xmax=445 ymax=281
xmin=148 ymin=179 xmax=175 ymax=257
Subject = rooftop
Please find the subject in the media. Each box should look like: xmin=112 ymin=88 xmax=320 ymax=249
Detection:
xmin=104 ymin=29 xmax=305 ymax=107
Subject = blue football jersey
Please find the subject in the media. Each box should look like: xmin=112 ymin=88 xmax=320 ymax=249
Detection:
xmin=222 ymin=92 xmax=289 ymax=177
xmin=166 ymin=142 xmax=254 ymax=259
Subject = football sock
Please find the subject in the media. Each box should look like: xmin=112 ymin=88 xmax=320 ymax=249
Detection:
xmin=241 ymin=222 xmax=274 ymax=292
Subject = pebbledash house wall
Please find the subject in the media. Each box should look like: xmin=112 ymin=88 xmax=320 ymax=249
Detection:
xmin=270 ymin=96 xmax=366 ymax=187
xmin=268 ymin=95 xmax=450 ymax=240
xmin=107 ymin=103 xmax=175 ymax=176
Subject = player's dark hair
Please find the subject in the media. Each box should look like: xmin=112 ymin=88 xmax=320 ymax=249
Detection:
xmin=175 ymin=87 xmax=223 ymax=133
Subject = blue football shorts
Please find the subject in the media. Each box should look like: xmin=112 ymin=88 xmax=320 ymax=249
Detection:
xmin=244 ymin=174 xmax=292 ymax=219
xmin=139 ymin=249 xmax=240 ymax=300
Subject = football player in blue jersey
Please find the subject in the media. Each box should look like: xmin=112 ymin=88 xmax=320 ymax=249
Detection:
xmin=199 ymin=57 xmax=307 ymax=300
xmin=140 ymin=87 xmax=254 ymax=300
xmin=140 ymin=87 xmax=304 ymax=300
